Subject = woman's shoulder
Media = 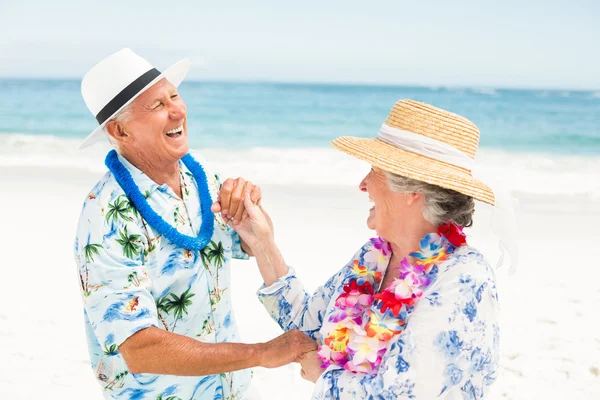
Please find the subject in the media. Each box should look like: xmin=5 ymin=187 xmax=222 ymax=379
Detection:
xmin=431 ymin=245 xmax=497 ymax=295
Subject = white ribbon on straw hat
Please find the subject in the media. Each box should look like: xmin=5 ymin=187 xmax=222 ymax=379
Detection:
xmin=80 ymin=48 xmax=191 ymax=149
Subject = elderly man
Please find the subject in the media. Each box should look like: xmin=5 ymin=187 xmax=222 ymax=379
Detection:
xmin=74 ymin=49 xmax=315 ymax=400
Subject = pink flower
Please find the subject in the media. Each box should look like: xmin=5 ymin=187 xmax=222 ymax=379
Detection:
xmin=336 ymin=280 xmax=375 ymax=309
xmin=398 ymin=257 xmax=426 ymax=278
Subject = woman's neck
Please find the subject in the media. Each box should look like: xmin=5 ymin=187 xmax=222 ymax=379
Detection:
xmin=381 ymin=221 xmax=437 ymax=288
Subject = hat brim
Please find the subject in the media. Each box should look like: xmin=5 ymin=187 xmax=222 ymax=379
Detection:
xmin=79 ymin=58 xmax=192 ymax=150
xmin=331 ymin=136 xmax=495 ymax=205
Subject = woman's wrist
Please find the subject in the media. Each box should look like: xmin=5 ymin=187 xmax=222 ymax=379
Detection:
xmin=249 ymin=236 xmax=276 ymax=254
xmin=252 ymin=239 xmax=288 ymax=286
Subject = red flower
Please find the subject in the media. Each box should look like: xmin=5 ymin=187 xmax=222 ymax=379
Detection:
xmin=374 ymin=291 xmax=413 ymax=317
xmin=437 ymin=223 xmax=467 ymax=247
xmin=343 ymin=280 xmax=374 ymax=295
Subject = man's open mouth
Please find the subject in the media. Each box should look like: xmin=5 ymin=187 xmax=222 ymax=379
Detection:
xmin=166 ymin=125 xmax=183 ymax=138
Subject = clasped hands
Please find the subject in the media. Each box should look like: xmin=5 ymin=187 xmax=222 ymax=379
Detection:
xmin=210 ymin=177 xmax=261 ymax=225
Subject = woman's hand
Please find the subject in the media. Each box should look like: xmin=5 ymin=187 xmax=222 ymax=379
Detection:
xmin=298 ymin=350 xmax=325 ymax=383
xmin=228 ymin=192 xmax=274 ymax=252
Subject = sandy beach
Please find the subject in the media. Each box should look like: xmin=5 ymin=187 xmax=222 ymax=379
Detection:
xmin=1 ymin=151 xmax=599 ymax=399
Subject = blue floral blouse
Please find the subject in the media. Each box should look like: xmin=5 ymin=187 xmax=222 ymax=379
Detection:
xmin=257 ymin=240 xmax=499 ymax=399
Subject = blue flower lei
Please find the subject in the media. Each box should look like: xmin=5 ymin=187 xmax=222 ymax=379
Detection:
xmin=105 ymin=150 xmax=215 ymax=251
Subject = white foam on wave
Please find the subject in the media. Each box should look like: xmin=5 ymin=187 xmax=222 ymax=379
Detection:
xmin=1 ymin=133 xmax=599 ymax=198
xmin=471 ymin=88 xmax=498 ymax=96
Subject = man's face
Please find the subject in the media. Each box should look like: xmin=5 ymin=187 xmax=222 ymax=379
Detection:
xmin=119 ymin=78 xmax=189 ymax=163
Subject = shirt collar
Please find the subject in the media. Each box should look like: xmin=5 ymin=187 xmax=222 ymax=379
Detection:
xmin=116 ymin=153 xmax=190 ymax=200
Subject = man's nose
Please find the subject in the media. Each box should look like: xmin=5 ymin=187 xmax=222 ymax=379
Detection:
xmin=169 ymin=101 xmax=186 ymax=119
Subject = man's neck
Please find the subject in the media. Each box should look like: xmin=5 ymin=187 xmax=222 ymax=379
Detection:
xmin=121 ymin=152 xmax=182 ymax=198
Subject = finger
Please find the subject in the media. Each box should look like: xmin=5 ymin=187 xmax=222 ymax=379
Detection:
xmin=211 ymin=201 xmax=221 ymax=213
xmin=228 ymin=178 xmax=246 ymax=222
xmin=243 ymin=192 xmax=260 ymax=220
xmin=219 ymin=179 xmax=235 ymax=216
xmin=250 ymin=185 xmax=262 ymax=205
xmin=232 ymin=181 xmax=251 ymax=223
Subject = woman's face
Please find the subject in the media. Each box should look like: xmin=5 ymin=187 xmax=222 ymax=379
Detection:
xmin=359 ymin=167 xmax=416 ymax=240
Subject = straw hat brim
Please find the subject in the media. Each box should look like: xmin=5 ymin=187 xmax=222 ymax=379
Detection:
xmin=332 ymin=136 xmax=495 ymax=205
xmin=79 ymin=59 xmax=191 ymax=150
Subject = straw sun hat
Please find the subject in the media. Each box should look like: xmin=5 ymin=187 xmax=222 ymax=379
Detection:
xmin=332 ymin=99 xmax=495 ymax=205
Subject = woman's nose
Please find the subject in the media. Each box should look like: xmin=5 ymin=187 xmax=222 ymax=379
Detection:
xmin=359 ymin=176 xmax=367 ymax=192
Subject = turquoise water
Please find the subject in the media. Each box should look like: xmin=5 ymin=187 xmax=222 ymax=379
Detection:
xmin=0 ymin=79 xmax=599 ymax=154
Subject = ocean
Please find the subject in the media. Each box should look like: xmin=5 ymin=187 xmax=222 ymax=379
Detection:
xmin=1 ymin=79 xmax=599 ymax=196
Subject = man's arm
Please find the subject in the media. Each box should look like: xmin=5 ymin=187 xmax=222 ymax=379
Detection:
xmin=119 ymin=326 xmax=316 ymax=375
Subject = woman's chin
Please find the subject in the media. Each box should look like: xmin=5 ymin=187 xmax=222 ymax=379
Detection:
xmin=366 ymin=217 xmax=376 ymax=231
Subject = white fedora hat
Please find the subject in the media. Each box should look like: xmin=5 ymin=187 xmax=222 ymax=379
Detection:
xmin=80 ymin=48 xmax=191 ymax=149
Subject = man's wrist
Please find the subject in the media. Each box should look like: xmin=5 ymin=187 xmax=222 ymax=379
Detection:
xmin=251 ymin=342 xmax=267 ymax=368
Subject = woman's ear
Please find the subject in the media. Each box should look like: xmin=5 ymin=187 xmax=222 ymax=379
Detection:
xmin=406 ymin=192 xmax=424 ymax=206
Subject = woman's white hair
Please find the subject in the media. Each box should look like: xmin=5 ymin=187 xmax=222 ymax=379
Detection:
xmin=103 ymin=104 xmax=133 ymax=151
xmin=384 ymin=171 xmax=475 ymax=227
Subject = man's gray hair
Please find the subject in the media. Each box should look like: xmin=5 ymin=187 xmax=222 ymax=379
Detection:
xmin=384 ymin=171 xmax=475 ymax=227
xmin=104 ymin=104 xmax=133 ymax=151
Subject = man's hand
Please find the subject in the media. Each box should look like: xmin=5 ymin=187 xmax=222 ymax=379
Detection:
xmin=258 ymin=330 xmax=317 ymax=369
xmin=211 ymin=177 xmax=261 ymax=225
xmin=299 ymin=350 xmax=325 ymax=383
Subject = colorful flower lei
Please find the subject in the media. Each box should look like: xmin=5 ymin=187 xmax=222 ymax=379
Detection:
xmin=317 ymin=223 xmax=467 ymax=374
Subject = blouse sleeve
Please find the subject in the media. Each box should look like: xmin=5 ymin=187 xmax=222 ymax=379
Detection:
xmin=312 ymin=250 xmax=500 ymax=400
xmin=255 ymin=247 xmax=365 ymax=340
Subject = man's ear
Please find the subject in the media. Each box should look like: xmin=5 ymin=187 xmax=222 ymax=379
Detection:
xmin=105 ymin=120 xmax=129 ymax=144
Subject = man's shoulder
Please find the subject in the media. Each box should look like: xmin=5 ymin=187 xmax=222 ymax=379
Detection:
xmin=82 ymin=171 xmax=124 ymax=211
xmin=76 ymin=171 xmax=131 ymax=233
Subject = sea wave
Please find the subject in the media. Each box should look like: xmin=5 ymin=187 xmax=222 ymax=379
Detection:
xmin=471 ymin=88 xmax=498 ymax=96
xmin=0 ymin=133 xmax=599 ymax=198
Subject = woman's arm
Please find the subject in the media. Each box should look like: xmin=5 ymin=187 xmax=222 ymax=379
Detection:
xmin=227 ymin=193 xmax=351 ymax=337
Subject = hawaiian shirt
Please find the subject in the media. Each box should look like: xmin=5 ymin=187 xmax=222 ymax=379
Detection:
xmin=74 ymin=153 xmax=251 ymax=400
xmin=258 ymin=240 xmax=499 ymax=399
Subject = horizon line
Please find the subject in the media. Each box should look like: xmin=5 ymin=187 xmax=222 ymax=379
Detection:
xmin=0 ymin=76 xmax=597 ymax=93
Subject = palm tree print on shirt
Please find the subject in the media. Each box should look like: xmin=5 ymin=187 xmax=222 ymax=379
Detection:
xmin=156 ymin=288 xmax=196 ymax=331
xmin=80 ymin=242 xmax=104 ymax=296
xmin=116 ymin=226 xmax=142 ymax=259
xmin=106 ymin=195 xmax=137 ymax=223
xmin=200 ymin=241 xmax=227 ymax=308
xmin=155 ymin=296 xmax=171 ymax=331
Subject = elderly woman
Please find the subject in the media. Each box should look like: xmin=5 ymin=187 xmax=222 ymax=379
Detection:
xmin=74 ymin=49 xmax=316 ymax=400
xmin=228 ymin=100 xmax=500 ymax=399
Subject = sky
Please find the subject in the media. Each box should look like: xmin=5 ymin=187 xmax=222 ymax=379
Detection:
xmin=0 ymin=0 xmax=598 ymax=90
